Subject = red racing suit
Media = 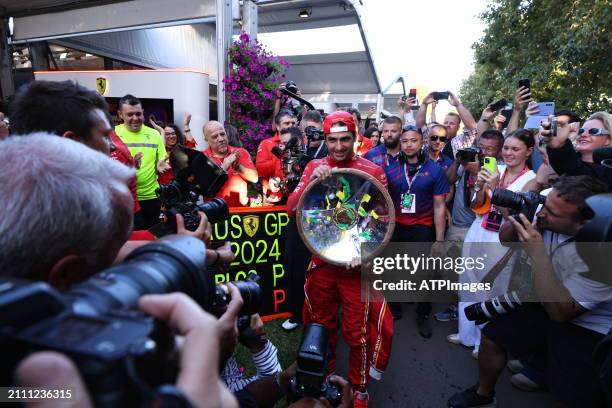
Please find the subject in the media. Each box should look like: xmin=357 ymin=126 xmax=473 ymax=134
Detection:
xmin=287 ymin=155 xmax=394 ymax=391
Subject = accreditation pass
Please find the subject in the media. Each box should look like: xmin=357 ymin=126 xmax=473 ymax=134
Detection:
xmin=1 ymin=387 xmax=73 ymax=402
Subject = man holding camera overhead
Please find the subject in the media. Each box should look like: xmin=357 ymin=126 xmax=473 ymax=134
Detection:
xmin=448 ymin=175 xmax=611 ymax=408
xmin=416 ymin=90 xmax=478 ymax=159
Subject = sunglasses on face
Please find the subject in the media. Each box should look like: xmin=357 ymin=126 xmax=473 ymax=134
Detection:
xmin=578 ymin=128 xmax=610 ymax=136
xmin=430 ymin=136 xmax=448 ymax=142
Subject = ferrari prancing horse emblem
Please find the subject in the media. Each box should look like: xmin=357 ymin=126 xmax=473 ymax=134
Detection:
xmin=96 ymin=77 xmax=107 ymax=95
xmin=243 ymin=215 xmax=260 ymax=238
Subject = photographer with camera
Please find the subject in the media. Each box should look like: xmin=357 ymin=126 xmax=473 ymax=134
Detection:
xmin=202 ymin=120 xmax=258 ymax=207
xmin=449 ymin=175 xmax=611 ymax=408
xmin=301 ymin=110 xmax=328 ymax=160
xmin=286 ymin=111 xmax=389 ymax=408
xmin=416 ymin=91 xmax=478 ymax=159
xmin=448 ymin=130 xmax=535 ymax=358
xmin=272 ymin=81 xmax=306 ymax=125
xmin=257 ymin=110 xmax=298 ymax=203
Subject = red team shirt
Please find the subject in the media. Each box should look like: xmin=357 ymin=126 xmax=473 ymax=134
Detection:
xmin=204 ymin=145 xmax=257 ymax=207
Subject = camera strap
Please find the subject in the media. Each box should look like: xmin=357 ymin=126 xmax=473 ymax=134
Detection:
xmin=314 ymin=142 xmax=325 ymax=158
xmin=481 ymin=247 xmax=516 ymax=285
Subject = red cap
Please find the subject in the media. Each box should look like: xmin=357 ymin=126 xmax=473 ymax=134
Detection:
xmin=323 ymin=111 xmax=356 ymax=135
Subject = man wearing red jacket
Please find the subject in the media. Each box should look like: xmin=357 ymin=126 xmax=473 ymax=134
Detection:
xmin=256 ymin=110 xmax=297 ymax=202
xmin=286 ymin=111 xmax=391 ymax=408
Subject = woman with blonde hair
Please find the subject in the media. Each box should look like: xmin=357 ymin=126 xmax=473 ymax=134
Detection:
xmin=544 ymin=111 xmax=611 ymax=188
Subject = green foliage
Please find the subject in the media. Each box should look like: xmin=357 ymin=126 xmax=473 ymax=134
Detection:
xmin=460 ymin=0 xmax=612 ymax=118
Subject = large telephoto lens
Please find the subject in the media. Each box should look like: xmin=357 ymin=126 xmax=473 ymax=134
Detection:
xmin=65 ymin=236 xmax=214 ymax=316
xmin=464 ymin=290 xmax=525 ymax=325
xmin=491 ymin=188 xmax=523 ymax=211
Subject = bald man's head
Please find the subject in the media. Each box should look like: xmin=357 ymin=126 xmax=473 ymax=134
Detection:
xmin=204 ymin=120 xmax=223 ymax=137
xmin=203 ymin=121 xmax=228 ymax=156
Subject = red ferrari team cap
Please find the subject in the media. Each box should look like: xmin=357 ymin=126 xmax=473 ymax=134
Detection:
xmin=323 ymin=111 xmax=357 ymax=135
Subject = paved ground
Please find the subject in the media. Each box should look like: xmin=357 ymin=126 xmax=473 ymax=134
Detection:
xmin=334 ymin=303 xmax=558 ymax=408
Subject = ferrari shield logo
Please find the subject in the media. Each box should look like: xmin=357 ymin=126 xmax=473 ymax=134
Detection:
xmin=243 ymin=215 xmax=260 ymax=238
xmin=96 ymin=77 xmax=107 ymax=95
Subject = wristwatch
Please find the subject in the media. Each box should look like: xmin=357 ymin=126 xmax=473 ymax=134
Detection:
xmin=473 ymin=185 xmax=482 ymax=192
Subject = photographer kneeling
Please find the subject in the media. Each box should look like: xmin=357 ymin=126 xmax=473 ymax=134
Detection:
xmin=448 ymin=175 xmax=611 ymax=408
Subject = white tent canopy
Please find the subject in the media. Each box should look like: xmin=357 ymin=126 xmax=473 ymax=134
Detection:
xmin=4 ymin=0 xmax=399 ymax=108
xmin=55 ymin=24 xmax=219 ymax=81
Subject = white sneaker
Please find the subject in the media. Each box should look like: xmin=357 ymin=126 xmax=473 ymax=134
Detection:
xmin=281 ymin=318 xmax=300 ymax=331
xmin=446 ymin=333 xmax=462 ymax=345
xmin=510 ymin=373 xmax=541 ymax=392
xmin=471 ymin=347 xmax=479 ymax=360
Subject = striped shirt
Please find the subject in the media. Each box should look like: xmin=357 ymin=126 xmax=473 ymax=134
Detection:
xmin=221 ymin=340 xmax=282 ymax=392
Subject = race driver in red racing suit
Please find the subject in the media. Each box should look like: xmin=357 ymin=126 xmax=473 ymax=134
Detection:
xmin=286 ymin=111 xmax=394 ymax=407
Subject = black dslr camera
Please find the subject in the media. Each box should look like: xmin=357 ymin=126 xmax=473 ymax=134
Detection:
xmin=154 ymin=145 xmax=229 ymax=235
xmin=272 ymin=131 xmax=313 ymax=194
xmin=285 ymin=80 xmax=299 ymax=95
xmin=0 ymin=236 xmax=262 ymax=407
xmin=289 ymin=324 xmax=342 ymax=406
xmin=305 ymin=126 xmax=325 ymax=143
xmin=456 ymin=147 xmax=480 ymax=163
xmin=491 ymin=188 xmax=546 ymax=221
xmin=281 ymin=135 xmax=312 ymax=193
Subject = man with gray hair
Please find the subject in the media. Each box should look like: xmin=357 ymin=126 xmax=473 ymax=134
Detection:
xmin=0 ymin=133 xmax=134 ymax=289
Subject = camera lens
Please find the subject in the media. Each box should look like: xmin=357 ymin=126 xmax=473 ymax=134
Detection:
xmin=491 ymin=188 xmax=523 ymax=211
xmin=213 ymin=275 xmax=263 ymax=316
xmin=66 ymin=236 xmax=214 ymax=316
xmin=195 ymin=198 xmax=229 ymax=224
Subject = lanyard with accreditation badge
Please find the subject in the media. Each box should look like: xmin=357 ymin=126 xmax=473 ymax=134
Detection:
xmin=401 ymin=163 xmax=421 ymax=213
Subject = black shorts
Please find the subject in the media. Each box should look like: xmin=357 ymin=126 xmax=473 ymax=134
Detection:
xmin=482 ymin=304 xmax=606 ymax=408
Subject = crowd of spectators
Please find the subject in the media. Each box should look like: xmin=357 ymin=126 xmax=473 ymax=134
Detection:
xmin=0 ymin=77 xmax=610 ymax=408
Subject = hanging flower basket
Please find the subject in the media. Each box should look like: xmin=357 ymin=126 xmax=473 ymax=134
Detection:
xmin=223 ymin=32 xmax=289 ymax=154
